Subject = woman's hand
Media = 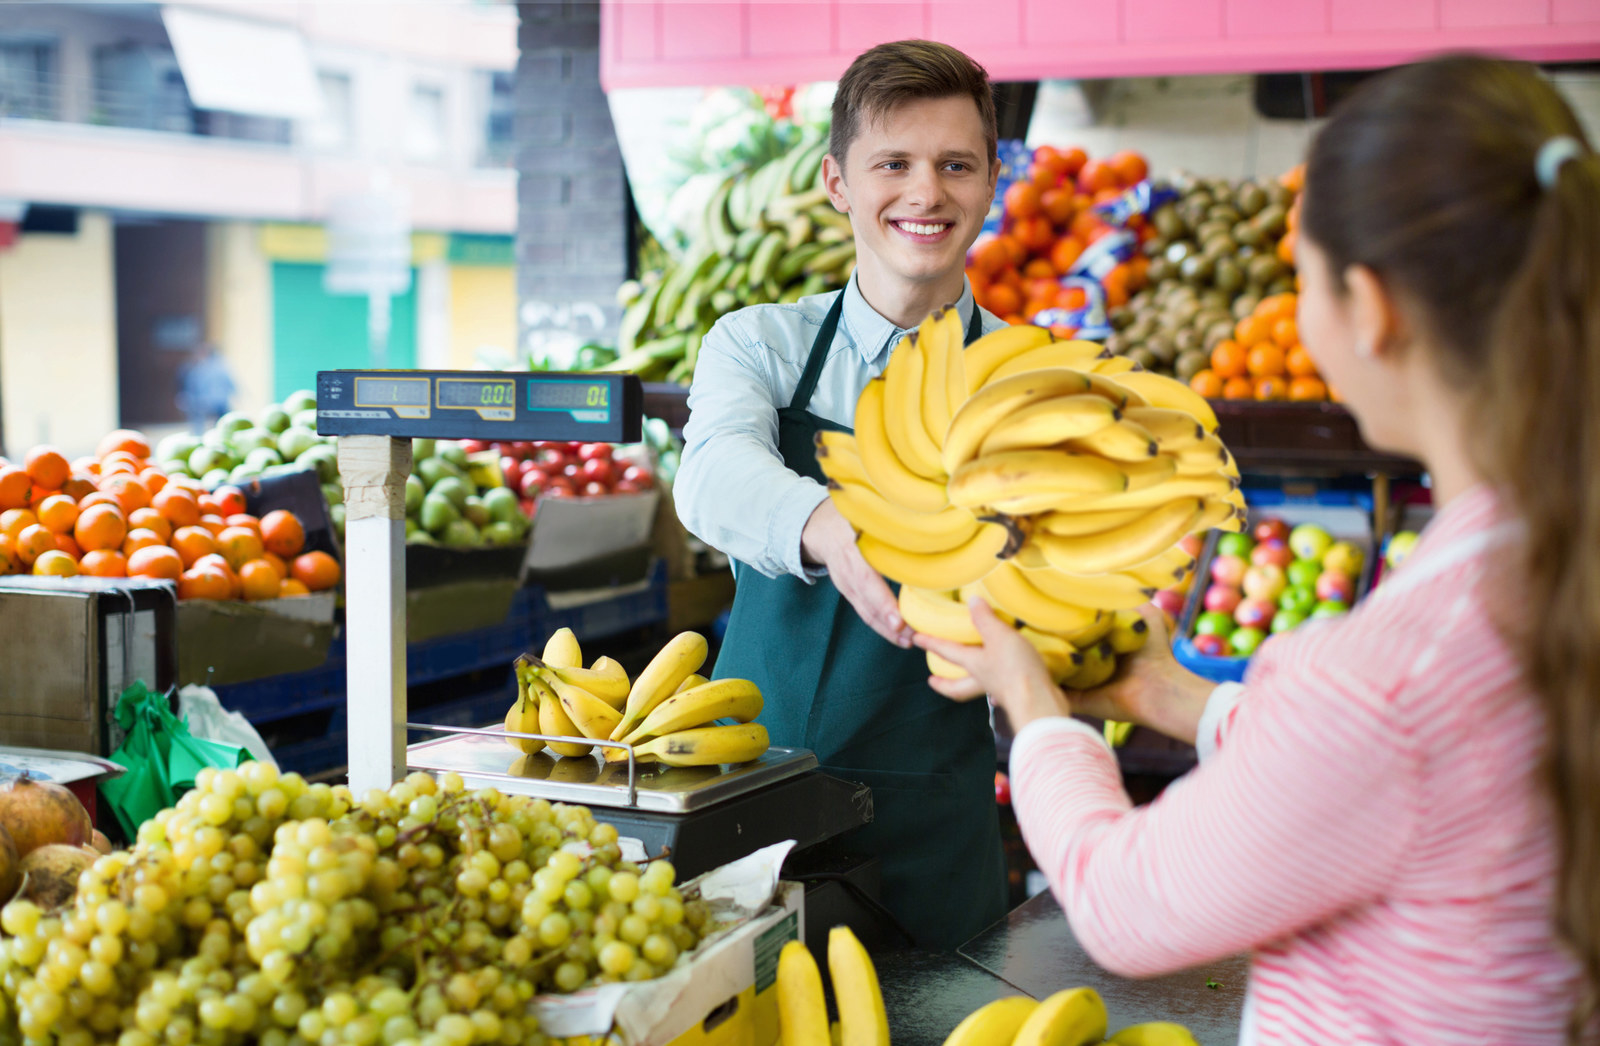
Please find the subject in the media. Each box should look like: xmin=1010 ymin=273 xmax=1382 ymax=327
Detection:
xmin=1067 ymin=605 xmax=1216 ymax=746
xmin=913 ymin=599 xmax=1072 ymax=730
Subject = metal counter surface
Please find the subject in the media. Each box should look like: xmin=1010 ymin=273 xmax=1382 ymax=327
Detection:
xmin=957 ymin=891 xmax=1249 ymax=1045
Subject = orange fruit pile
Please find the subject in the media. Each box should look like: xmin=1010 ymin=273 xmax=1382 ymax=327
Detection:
xmin=1185 ymin=292 xmax=1333 ymax=402
xmin=967 ymin=146 xmax=1153 ymax=330
xmin=0 ymin=430 xmax=340 ymax=601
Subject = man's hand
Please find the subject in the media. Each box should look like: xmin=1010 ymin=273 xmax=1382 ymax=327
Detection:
xmin=1057 ymin=605 xmax=1216 ymax=745
xmin=801 ymin=500 xmax=912 ymax=647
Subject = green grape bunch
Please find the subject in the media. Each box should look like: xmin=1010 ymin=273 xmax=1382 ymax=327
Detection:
xmin=0 ymin=763 xmax=712 ymax=1046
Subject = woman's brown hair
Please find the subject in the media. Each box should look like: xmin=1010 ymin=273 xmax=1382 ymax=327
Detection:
xmin=1302 ymin=54 xmax=1599 ymax=1041
xmin=830 ymin=40 xmax=998 ymax=170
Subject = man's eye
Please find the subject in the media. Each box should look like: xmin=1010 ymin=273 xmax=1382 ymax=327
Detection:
xmin=882 ymin=161 xmax=905 ymax=171
xmin=945 ymin=163 xmax=968 ymax=172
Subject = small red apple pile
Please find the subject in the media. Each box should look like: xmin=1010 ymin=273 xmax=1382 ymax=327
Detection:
xmin=467 ymin=441 xmax=655 ymax=519
xmin=1189 ymin=516 xmax=1366 ymax=659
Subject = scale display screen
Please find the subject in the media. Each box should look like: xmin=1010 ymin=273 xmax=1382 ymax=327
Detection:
xmin=316 ymin=370 xmax=642 ymax=443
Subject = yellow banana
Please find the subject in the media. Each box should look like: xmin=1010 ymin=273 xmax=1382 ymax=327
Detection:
xmin=883 ymin=332 xmax=944 ymax=479
xmin=1066 ymin=417 xmax=1158 ymax=461
xmin=674 ymin=673 xmax=709 ymax=694
xmin=944 ymin=369 xmax=1096 ymax=473
xmin=620 ymin=678 xmax=763 ymax=745
xmin=631 ymin=723 xmax=769 ymax=767
xmin=927 ymin=650 xmax=969 ymax=679
xmin=1173 ymin=434 xmax=1230 ymax=475
xmin=1021 ymin=626 xmax=1084 ymax=682
xmin=542 ymin=627 xmax=583 ymax=669
xmin=1107 ymin=608 xmax=1150 ymax=654
xmin=961 ymin=323 xmax=1057 ymax=392
xmin=1037 ymin=506 xmax=1156 ymax=537
xmin=1082 ymin=371 xmax=1146 ymax=409
xmin=1035 ymin=498 xmax=1203 ymax=576
xmin=1089 ymin=355 xmax=1143 ymax=376
xmin=855 ymin=380 xmax=949 ymax=513
xmin=1012 ymin=987 xmax=1108 ymax=1046
xmin=899 ymin=586 xmax=981 ymax=644
xmin=1063 ymin=640 xmax=1117 ymax=690
xmin=940 ymin=996 xmax=1039 ymax=1046
xmin=504 ymin=663 xmax=541 ymax=754
xmin=1120 ymin=455 xmax=1179 ymax=491
xmin=613 ymin=631 xmax=710 ymax=740
xmin=536 ymin=674 xmax=592 ymax=758
xmin=1109 ymin=371 xmax=1220 ymax=433
xmin=976 ymin=394 xmax=1122 ymax=458
xmin=1108 ymin=1022 xmax=1201 ymax=1046
xmin=985 ymin=340 xmax=1111 ymax=386
xmin=949 ymin=450 xmax=1127 ymax=510
xmin=1125 ymin=546 xmax=1196 ymax=588
xmin=544 ymin=658 xmax=629 ymax=707
xmin=918 ymin=307 xmax=962 ymax=450
xmin=1015 ymin=562 xmax=1157 ymax=611
xmin=858 ymin=519 xmax=1017 ymax=590
xmin=1058 ymin=612 xmax=1115 ymax=649
xmin=546 ymin=670 xmax=623 ymax=740
xmin=815 ymin=431 xmax=872 ymax=488
xmin=1123 ymin=407 xmax=1206 ymax=451
xmin=777 ymin=941 xmax=830 ymax=1046
xmin=1065 ymin=473 xmax=1236 ymax=513
xmin=827 ymin=478 xmax=983 ymax=553
xmin=1194 ymin=497 xmax=1241 ymax=534
xmin=958 ymin=580 xmax=1015 ymax=624
xmin=978 ymin=562 xmax=1101 ymax=634
xmin=945 ymin=329 xmax=969 ymax=430
xmin=829 ymin=926 xmax=890 ymax=1046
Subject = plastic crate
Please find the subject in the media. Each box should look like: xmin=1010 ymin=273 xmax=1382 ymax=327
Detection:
xmin=1174 ymin=486 xmax=1377 ymax=682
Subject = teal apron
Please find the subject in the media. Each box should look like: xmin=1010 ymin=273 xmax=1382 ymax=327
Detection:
xmin=713 ymin=292 xmax=1006 ymax=950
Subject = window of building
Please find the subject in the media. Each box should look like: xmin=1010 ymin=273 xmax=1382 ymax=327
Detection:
xmin=481 ymin=70 xmax=514 ymax=167
xmin=308 ymin=70 xmax=354 ymax=151
xmin=406 ymin=83 xmax=445 ymax=161
xmin=0 ymin=36 xmax=57 ymax=120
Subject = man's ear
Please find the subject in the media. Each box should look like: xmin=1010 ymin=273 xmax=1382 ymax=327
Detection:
xmin=822 ymin=153 xmax=849 ymax=214
xmin=988 ymin=155 xmax=1002 ymax=203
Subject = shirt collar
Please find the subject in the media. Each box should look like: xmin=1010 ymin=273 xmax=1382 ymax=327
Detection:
xmin=840 ymin=272 xmax=977 ymax=371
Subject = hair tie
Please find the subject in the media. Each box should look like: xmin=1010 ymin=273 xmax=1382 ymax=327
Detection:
xmin=1535 ymin=136 xmax=1584 ymax=190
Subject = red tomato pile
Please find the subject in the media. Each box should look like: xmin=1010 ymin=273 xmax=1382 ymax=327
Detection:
xmin=462 ymin=441 xmax=655 ymax=518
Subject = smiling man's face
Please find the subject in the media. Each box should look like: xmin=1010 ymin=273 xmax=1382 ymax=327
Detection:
xmin=825 ymin=94 xmax=998 ymax=300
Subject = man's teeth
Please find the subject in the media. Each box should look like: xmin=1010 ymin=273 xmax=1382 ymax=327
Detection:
xmin=897 ymin=221 xmax=949 ymax=236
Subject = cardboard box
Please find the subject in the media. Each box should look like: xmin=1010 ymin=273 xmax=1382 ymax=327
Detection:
xmin=523 ymin=491 xmax=660 ymax=578
xmin=535 ymin=844 xmax=802 ymax=1046
xmin=405 ymin=578 xmax=519 ymax=643
xmin=0 ymin=577 xmax=176 ymax=755
xmin=176 ymin=592 xmax=337 ymax=687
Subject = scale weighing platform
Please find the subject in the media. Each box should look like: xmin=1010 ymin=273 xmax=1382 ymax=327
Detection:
xmin=316 ymin=369 xmax=875 ymax=908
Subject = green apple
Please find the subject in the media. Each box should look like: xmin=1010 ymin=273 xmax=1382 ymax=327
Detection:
xmin=404 ymin=474 xmax=425 ymax=515
xmin=1216 ymin=533 xmax=1254 ymax=560
xmin=1195 ymin=611 xmax=1235 ymax=637
xmin=258 ymin=405 xmax=291 ymax=434
xmin=276 ymin=426 xmax=319 ymax=462
xmin=1323 ymin=540 xmax=1365 ymax=578
xmin=1285 ymin=558 xmax=1322 ymax=589
xmin=1271 ymin=609 xmax=1307 ymax=634
xmin=1278 ymin=585 xmax=1317 ymax=615
xmin=216 ymin=411 xmax=253 ymax=437
xmin=1229 ymin=626 xmax=1267 ymax=656
xmin=282 ymin=389 xmax=319 ymax=416
xmin=1311 ymin=599 xmax=1350 ymax=620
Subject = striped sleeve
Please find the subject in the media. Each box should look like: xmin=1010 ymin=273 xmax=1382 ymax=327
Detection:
xmin=1009 ymin=643 xmax=1420 ymax=979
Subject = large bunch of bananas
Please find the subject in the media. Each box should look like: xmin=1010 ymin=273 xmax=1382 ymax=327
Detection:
xmin=939 ymin=991 xmax=1199 ymax=1046
xmin=505 ymin=628 xmax=769 ymax=767
xmin=815 ymin=310 xmax=1245 ymax=691
xmin=606 ymin=132 xmax=854 ymax=383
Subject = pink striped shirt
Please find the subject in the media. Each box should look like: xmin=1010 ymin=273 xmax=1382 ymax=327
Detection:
xmin=1010 ymin=486 xmax=1584 ymax=1044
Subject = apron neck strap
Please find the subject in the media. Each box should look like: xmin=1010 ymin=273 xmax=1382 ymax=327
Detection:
xmin=788 ymin=290 xmax=986 ymax=413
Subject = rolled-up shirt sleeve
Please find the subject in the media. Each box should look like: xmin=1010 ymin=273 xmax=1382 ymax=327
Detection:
xmin=676 ymin=315 xmax=830 ymax=581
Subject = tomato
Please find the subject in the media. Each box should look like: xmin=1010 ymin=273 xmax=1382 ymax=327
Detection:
xmin=543 ymin=483 xmax=574 ymax=499
xmin=459 ymin=439 xmax=486 ymax=453
xmin=580 ymin=458 xmax=615 ymax=487
xmin=994 ymin=772 xmax=1011 ymax=805
xmin=560 ymin=462 xmax=582 ymax=480
xmin=620 ymin=464 xmax=654 ymax=488
xmin=500 ymin=456 xmax=524 ymax=484
xmin=518 ymin=471 xmax=548 ymax=498
xmin=577 ymin=443 xmax=613 ymax=463
xmin=615 ymin=479 xmax=646 ymax=494
xmin=532 ymin=447 xmax=565 ymax=468
xmin=581 ymin=481 xmax=608 ymax=497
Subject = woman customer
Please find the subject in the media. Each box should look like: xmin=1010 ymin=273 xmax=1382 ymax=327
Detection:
xmin=917 ymin=55 xmax=1597 ymax=1043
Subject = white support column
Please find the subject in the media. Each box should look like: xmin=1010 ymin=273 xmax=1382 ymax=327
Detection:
xmin=338 ymin=435 xmax=412 ymax=792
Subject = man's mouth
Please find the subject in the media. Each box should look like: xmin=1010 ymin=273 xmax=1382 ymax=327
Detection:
xmin=891 ymin=220 xmax=953 ymax=238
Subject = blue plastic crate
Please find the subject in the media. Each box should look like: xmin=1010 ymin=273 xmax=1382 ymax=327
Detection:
xmin=1174 ymin=485 xmax=1378 ymax=683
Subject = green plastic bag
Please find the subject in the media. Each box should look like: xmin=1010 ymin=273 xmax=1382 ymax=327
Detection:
xmin=99 ymin=682 xmax=252 ymax=839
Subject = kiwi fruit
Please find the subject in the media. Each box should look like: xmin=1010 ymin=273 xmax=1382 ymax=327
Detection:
xmin=1247 ymin=255 xmax=1286 ymax=286
xmin=1173 ymin=327 xmax=1205 ymax=355
xmin=1202 ymin=235 xmax=1238 ymax=261
xmin=1206 ymin=205 xmax=1242 ymax=227
xmin=1254 ymin=204 xmax=1289 ymax=237
xmin=1233 ymin=293 xmax=1262 ymax=321
xmin=1266 ymin=275 xmax=1297 ymax=296
xmin=1153 ymin=205 xmax=1187 ymax=240
xmin=1164 ymin=240 xmax=1194 ymax=265
xmin=1265 ymin=182 xmax=1294 ymax=208
xmin=1174 ymin=349 xmax=1209 ymax=382
xmin=1213 ymin=257 xmax=1244 ymax=294
xmin=1146 ymin=257 xmax=1174 ymax=284
xmin=1142 ymin=235 xmax=1170 ymax=258
xmin=1126 ymin=347 xmax=1159 ymax=371
xmin=1204 ymin=319 xmax=1238 ymax=350
xmin=1194 ymin=219 xmax=1232 ymax=244
xmin=1180 ymin=254 xmax=1215 ymax=285
xmin=1231 ymin=221 xmax=1264 ymax=248
xmin=1236 ymin=183 xmax=1268 ymax=217
xmin=1143 ymin=332 xmax=1177 ymax=365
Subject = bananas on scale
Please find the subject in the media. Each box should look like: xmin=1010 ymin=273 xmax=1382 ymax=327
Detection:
xmin=815 ymin=312 xmax=1246 ymax=687
xmin=608 ymin=131 xmax=855 ymax=384
xmin=504 ymin=628 xmax=770 ymax=767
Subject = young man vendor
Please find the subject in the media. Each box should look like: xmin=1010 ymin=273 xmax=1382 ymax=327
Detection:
xmin=675 ymin=40 xmax=1009 ymax=949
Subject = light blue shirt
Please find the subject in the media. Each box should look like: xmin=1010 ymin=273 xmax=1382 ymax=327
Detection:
xmin=676 ymin=273 xmax=1006 ymax=581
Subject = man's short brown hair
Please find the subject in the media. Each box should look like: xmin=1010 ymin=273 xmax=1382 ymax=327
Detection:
xmin=829 ymin=40 xmax=998 ymax=170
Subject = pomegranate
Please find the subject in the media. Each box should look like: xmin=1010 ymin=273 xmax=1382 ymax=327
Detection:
xmin=16 ymin=843 xmax=94 ymax=909
xmin=0 ymin=774 xmax=92 ymax=857
xmin=0 ymin=822 xmax=16 ymax=903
